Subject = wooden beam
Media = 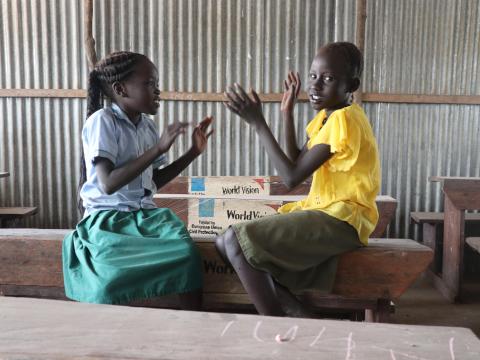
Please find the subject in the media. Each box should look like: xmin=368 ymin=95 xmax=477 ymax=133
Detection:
xmin=354 ymin=0 xmax=367 ymax=105
xmin=0 ymin=89 xmax=87 ymax=98
xmin=0 ymin=89 xmax=479 ymax=105
xmin=84 ymin=0 xmax=97 ymax=70
xmin=363 ymin=93 xmax=480 ymax=105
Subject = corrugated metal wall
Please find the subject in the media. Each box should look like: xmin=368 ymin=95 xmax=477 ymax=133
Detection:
xmin=0 ymin=0 xmax=479 ymax=239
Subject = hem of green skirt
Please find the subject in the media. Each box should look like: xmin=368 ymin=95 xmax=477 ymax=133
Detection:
xmin=64 ymin=283 xmax=203 ymax=305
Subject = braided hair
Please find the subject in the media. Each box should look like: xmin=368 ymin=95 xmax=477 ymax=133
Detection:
xmin=78 ymin=51 xmax=148 ymax=214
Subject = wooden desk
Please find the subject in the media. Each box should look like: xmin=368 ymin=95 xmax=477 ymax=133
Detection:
xmin=429 ymin=176 xmax=480 ymax=302
xmin=1 ymin=297 xmax=479 ymax=360
xmin=0 ymin=172 xmax=9 ymax=179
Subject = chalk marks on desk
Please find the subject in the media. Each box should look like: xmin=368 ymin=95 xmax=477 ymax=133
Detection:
xmin=253 ymin=321 xmax=264 ymax=342
xmin=449 ymin=337 xmax=455 ymax=360
xmin=309 ymin=326 xmax=326 ymax=347
xmin=275 ymin=325 xmax=298 ymax=343
xmin=218 ymin=320 xmax=459 ymax=360
xmin=220 ymin=320 xmax=234 ymax=337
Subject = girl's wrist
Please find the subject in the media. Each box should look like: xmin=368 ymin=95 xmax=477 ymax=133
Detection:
xmin=188 ymin=146 xmax=201 ymax=158
xmin=254 ymin=118 xmax=269 ymax=133
xmin=281 ymin=109 xmax=294 ymax=117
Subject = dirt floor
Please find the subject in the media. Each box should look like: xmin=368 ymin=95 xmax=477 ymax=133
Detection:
xmin=390 ymin=274 xmax=480 ymax=337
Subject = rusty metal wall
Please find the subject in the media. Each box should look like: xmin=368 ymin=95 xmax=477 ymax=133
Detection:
xmin=0 ymin=0 xmax=479 ymax=240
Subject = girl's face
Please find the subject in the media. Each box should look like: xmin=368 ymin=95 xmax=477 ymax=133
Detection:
xmin=307 ymin=51 xmax=352 ymax=112
xmin=117 ymin=58 xmax=161 ymax=116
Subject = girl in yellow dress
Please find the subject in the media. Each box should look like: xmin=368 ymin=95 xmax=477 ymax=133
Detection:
xmin=216 ymin=42 xmax=380 ymax=317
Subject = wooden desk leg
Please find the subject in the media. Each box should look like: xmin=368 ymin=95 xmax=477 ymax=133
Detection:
xmin=441 ymin=195 xmax=465 ymax=302
xmin=423 ymin=223 xmax=439 ymax=273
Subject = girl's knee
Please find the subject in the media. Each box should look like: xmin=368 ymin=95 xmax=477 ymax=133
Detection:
xmin=223 ymin=228 xmax=242 ymax=258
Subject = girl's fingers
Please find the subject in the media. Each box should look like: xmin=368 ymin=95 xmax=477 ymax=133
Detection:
xmin=287 ymin=84 xmax=295 ymax=103
xmin=295 ymin=72 xmax=301 ymax=97
xmin=229 ymin=85 xmax=245 ymax=104
xmin=200 ymin=122 xmax=211 ymax=133
xmin=234 ymin=83 xmax=251 ymax=104
xmin=224 ymin=101 xmax=241 ymax=116
xmin=233 ymin=83 xmax=247 ymax=102
xmin=198 ymin=116 xmax=212 ymax=131
xmin=224 ymin=91 xmax=241 ymax=106
xmin=206 ymin=129 xmax=214 ymax=138
xmin=284 ymin=80 xmax=289 ymax=92
xmin=203 ymin=116 xmax=214 ymax=127
xmin=250 ymin=88 xmax=261 ymax=104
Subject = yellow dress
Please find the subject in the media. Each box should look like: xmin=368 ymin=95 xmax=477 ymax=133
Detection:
xmin=278 ymin=103 xmax=380 ymax=245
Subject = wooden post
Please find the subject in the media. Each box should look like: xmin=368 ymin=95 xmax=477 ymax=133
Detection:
xmin=354 ymin=0 xmax=367 ymax=105
xmin=84 ymin=0 xmax=97 ymax=70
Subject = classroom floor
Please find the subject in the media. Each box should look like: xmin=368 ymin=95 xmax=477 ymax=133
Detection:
xmin=390 ymin=274 xmax=480 ymax=337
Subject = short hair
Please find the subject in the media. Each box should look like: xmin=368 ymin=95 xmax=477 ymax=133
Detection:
xmin=320 ymin=42 xmax=363 ymax=79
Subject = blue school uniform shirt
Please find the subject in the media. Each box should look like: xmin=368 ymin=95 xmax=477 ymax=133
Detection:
xmin=80 ymin=103 xmax=167 ymax=216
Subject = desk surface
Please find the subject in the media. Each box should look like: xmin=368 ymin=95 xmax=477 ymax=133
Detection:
xmin=1 ymin=297 xmax=479 ymax=360
xmin=429 ymin=176 xmax=480 ymax=182
xmin=154 ymin=193 xmax=397 ymax=202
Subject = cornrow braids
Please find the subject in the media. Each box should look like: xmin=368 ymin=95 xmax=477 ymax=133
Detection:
xmin=78 ymin=51 xmax=148 ymax=214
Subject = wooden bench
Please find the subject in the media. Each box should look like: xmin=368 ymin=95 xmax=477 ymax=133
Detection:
xmin=0 ymin=229 xmax=433 ymax=322
xmin=411 ymin=211 xmax=480 ymax=273
xmin=2 ymin=297 xmax=480 ymax=360
xmin=0 ymin=206 xmax=37 ymax=227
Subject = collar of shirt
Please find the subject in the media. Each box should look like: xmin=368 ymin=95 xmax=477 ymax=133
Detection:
xmin=111 ymin=103 xmax=146 ymax=130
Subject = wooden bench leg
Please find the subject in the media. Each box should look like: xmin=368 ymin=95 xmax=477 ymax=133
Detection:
xmin=423 ymin=223 xmax=440 ymax=273
xmin=364 ymin=299 xmax=393 ymax=323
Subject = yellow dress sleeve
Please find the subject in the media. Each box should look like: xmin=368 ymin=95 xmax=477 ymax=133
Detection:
xmin=308 ymin=109 xmax=361 ymax=172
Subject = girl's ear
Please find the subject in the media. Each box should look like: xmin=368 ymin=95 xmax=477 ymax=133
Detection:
xmin=348 ymin=77 xmax=360 ymax=93
xmin=111 ymin=81 xmax=127 ymax=97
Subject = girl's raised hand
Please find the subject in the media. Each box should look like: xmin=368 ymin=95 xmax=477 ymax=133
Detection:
xmin=158 ymin=121 xmax=189 ymax=153
xmin=280 ymin=71 xmax=301 ymax=114
xmin=191 ymin=116 xmax=214 ymax=155
xmin=224 ymin=83 xmax=265 ymax=127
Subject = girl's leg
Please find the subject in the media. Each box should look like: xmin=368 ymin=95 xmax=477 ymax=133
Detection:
xmin=178 ymin=288 xmax=203 ymax=311
xmin=273 ymin=282 xmax=313 ymax=318
xmin=215 ymin=228 xmax=285 ymax=316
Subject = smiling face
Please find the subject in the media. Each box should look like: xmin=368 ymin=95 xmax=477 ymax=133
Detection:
xmin=114 ymin=57 xmax=161 ymax=116
xmin=307 ymin=49 xmax=356 ymax=112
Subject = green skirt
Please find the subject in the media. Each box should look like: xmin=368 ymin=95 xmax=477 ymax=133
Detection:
xmin=63 ymin=208 xmax=203 ymax=304
xmin=232 ymin=210 xmax=362 ymax=292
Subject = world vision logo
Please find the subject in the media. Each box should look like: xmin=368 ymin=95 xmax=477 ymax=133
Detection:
xmin=253 ymin=178 xmax=266 ymax=190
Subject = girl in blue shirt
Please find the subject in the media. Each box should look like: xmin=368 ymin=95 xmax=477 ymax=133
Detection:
xmin=63 ymin=51 xmax=213 ymax=309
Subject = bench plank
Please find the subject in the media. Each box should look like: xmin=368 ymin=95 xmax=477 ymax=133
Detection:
xmin=0 ymin=229 xmax=432 ymax=306
xmin=411 ymin=211 xmax=480 ymax=224
xmin=0 ymin=207 xmax=37 ymax=217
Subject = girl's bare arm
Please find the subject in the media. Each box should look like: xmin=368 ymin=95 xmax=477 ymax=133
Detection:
xmin=94 ymin=122 xmax=189 ymax=194
xmin=225 ymin=84 xmax=331 ymax=189
xmin=281 ymin=71 xmax=302 ymax=161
